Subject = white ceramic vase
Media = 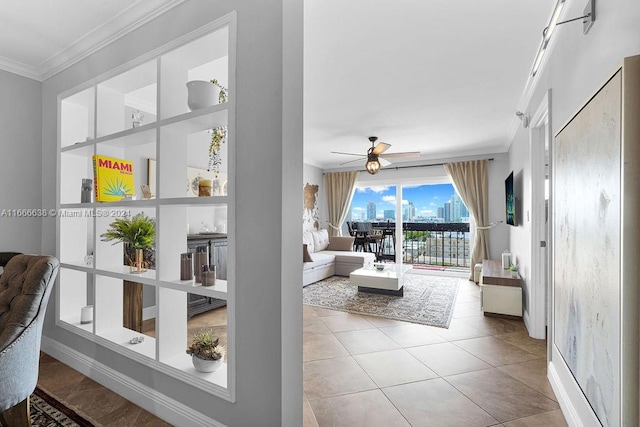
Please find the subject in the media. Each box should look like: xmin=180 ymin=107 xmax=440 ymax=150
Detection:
xmin=186 ymin=80 xmax=219 ymax=111
xmin=191 ymin=355 xmax=223 ymax=373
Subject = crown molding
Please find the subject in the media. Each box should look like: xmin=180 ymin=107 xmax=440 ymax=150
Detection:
xmin=0 ymin=0 xmax=186 ymax=82
xmin=0 ymin=55 xmax=40 ymax=81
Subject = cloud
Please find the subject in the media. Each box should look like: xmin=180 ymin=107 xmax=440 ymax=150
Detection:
xmin=356 ymin=185 xmax=390 ymax=194
xmin=402 ymin=199 xmax=409 ymax=206
xmin=433 ymin=196 xmax=439 ymax=200
xmin=420 ymin=209 xmax=435 ymax=215
xmin=430 ymin=202 xmax=436 ymax=206
xmin=381 ymin=195 xmax=396 ymax=204
xmin=352 ymin=207 xmax=364 ymax=211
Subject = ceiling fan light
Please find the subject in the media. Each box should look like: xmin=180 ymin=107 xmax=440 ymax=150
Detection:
xmin=365 ymin=154 xmax=381 ymax=175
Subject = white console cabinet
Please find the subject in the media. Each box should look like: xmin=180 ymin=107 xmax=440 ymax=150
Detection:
xmin=480 ymin=259 xmax=522 ymax=317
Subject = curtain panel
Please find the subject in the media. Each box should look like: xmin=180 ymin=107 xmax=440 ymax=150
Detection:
xmin=324 ymin=171 xmax=359 ymax=237
xmin=444 ymin=160 xmax=490 ymax=280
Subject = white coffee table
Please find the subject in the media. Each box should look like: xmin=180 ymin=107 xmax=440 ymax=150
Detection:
xmin=349 ymin=264 xmax=411 ymax=296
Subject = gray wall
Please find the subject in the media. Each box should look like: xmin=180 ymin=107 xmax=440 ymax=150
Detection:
xmin=40 ymin=1 xmax=302 ymax=425
xmin=508 ymin=0 xmax=640 ymax=424
xmin=0 ymin=70 xmax=42 ymax=254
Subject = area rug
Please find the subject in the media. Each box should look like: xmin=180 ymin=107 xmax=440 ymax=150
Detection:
xmin=303 ymin=273 xmax=459 ymax=328
xmin=29 ymin=387 xmax=95 ymax=427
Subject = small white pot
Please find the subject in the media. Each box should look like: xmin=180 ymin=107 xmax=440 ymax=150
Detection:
xmin=186 ymin=80 xmax=219 ymax=111
xmin=191 ymin=355 xmax=223 ymax=373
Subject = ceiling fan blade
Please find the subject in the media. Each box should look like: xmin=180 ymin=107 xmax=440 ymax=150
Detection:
xmin=339 ymin=157 xmax=366 ymax=166
xmin=331 ymin=151 xmax=365 ymax=157
xmin=371 ymin=142 xmax=391 ymax=156
xmin=380 ymin=151 xmax=420 ymax=159
xmin=379 ymin=157 xmax=392 ymax=167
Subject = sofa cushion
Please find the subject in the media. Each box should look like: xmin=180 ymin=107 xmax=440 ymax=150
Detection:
xmin=303 ymin=244 xmax=313 ymax=262
xmin=322 ymin=250 xmax=376 ymax=266
xmin=303 ymin=252 xmax=335 ymax=271
xmin=312 ymin=229 xmax=329 ymax=252
xmin=327 ymin=236 xmax=354 ymax=252
xmin=303 ymin=230 xmax=315 ymax=253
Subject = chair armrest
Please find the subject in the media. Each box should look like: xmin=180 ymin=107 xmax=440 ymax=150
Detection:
xmin=0 ymin=323 xmax=39 ymax=411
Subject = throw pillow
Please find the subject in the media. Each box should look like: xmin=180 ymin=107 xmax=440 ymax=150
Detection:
xmin=327 ymin=236 xmax=355 ymax=251
xmin=303 ymin=244 xmax=313 ymax=262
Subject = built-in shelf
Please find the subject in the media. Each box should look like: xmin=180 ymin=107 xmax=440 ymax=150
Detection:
xmin=56 ymin=15 xmax=235 ymax=398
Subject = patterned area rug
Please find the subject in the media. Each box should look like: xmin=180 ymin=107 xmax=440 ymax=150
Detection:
xmin=30 ymin=387 xmax=95 ymax=427
xmin=303 ymin=273 xmax=460 ymax=328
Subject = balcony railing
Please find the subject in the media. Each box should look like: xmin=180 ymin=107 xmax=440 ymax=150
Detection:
xmin=370 ymin=222 xmax=471 ymax=268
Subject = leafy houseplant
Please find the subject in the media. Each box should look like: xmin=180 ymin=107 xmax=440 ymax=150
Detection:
xmin=208 ymin=125 xmax=228 ymax=175
xmin=101 ymin=213 xmax=155 ymax=273
xmin=210 ymin=79 xmax=228 ymax=104
xmin=508 ymin=265 xmax=519 ymax=277
xmin=186 ymin=329 xmax=225 ymax=372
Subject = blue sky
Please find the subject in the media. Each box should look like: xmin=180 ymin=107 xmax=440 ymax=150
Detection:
xmin=350 ymin=183 xmax=459 ymax=219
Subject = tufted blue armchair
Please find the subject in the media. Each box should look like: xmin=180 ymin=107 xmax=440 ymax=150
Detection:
xmin=0 ymin=254 xmax=59 ymax=427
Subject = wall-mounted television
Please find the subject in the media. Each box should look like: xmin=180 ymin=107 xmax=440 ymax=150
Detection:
xmin=505 ymin=171 xmax=516 ymax=226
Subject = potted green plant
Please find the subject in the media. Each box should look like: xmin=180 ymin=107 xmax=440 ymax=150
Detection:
xmin=208 ymin=125 xmax=228 ymax=174
xmin=508 ymin=265 xmax=519 ymax=278
xmin=210 ymin=79 xmax=228 ymax=104
xmin=186 ymin=329 xmax=225 ymax=372
xmin=100 ymin=213 xmax=155 ymax=273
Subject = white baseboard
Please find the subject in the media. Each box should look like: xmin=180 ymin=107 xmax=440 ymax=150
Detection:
xmin=548 ymin=361 xmax=582 ymax=427
xmin=41 ymin=336 xmax=225 ymax=427
xmin=548 ymin=351 xmax=601 ymax=427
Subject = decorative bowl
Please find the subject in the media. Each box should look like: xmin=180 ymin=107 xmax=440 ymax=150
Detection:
xmin=373 ymin=263 xmax=385 ymax=271
xmin=186 ymin=80 xmax=220 ymax=111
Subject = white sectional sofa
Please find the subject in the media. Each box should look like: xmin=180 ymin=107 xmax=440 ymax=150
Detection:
xmin=303 ymin=229 xmax=376 ymax=286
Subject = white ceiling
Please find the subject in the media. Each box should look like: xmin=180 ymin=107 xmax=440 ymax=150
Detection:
xmin=304 ymin=0 xmax=555 ymax=169
xmin=0 ymin=0 xmax=555 ymax=169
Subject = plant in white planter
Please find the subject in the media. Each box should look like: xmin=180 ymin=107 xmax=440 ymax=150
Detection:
xmin=186 ymin=78 xmax=228 ymax=111
xmin=186 ymin=329 xmax=225 ymax=372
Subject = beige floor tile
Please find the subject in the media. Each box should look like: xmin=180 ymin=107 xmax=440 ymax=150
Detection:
xmin=455 ymin=290 xmax=482 ymax=303
xmin=303 ymin=401 xmax=320 ymax=427
xmin=379 ymin=323 xmax=446 ymax=347
xmin=334 ymin=328 xmax=400 ymax=355
xmin=453 ymin=301 xmax=484 ymax=318
xmin=303 ymin=332 xmax=350 ymax=361
xmin=361 ymin=315 xmax=410 ymax=328
xmin=312 ymin=306 xmax=350 ymax=317
xmin=503 ymin=409 xmax=568 ymax=427
xmin=303 ymin=357 xmax=377 ymax=400
xmin=496 ymin=331 xmax=547 ymax=358
xmin=304 ymin=304 xmax=319 ymax=318
xmin=309 ymin=389 xmax=410 ymax=427
xmin=445 ymin=368 xmax=559 ymax=423
xmin=453 ymin=336 xmax=542 ymax=367
xmin=432 ymin=318 xmax=489 ymax=341
xmin=319 ymin=313 xmax=375 ymax=332
xmin=460 ymin=315 xmax=528 ymax=335
xmin=407 ymin=342 xmax=492 ymax=377
xmin=382 ymin=378 xmax=498 ymax=427
xmin=498 ymin=359 xmax=557 ymax=401
xmin=304 ymin=317 xmax=333 ymax=335
xmin=354 ymin=349 xmax=438 ymax=388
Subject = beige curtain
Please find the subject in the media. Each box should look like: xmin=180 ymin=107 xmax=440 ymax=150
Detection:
xmin=325 ymin=171 xmax=359 ymax=237
xmin=444 ymin=160 xmax=490 ymax=280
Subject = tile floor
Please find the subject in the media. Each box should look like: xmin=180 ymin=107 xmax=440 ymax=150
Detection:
xmin=37 ymin=277 xmax=568 ymax=426
xmin=302 ymin=278 xmax=567 ymax=427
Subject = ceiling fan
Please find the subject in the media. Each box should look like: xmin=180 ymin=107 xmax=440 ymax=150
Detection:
xmin=331 ymin=136 xmax=420 ymax=175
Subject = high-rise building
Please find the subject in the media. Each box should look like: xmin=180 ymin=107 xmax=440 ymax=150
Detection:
xmin=407 ymin=202 xmax=416 ymax=221
xmin=444 ymin=202 xmax=452 ymax=222
xmin=384 ymin=209 xmax=395 ymax=220
xmin=367 ymin=201 xmax=376 ymax=220
xmin=437 ymin=207 xmax=444 ymax=220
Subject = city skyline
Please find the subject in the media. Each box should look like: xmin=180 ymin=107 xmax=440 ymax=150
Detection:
xmin=350 ymin=183 xmax=469 ymax=222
